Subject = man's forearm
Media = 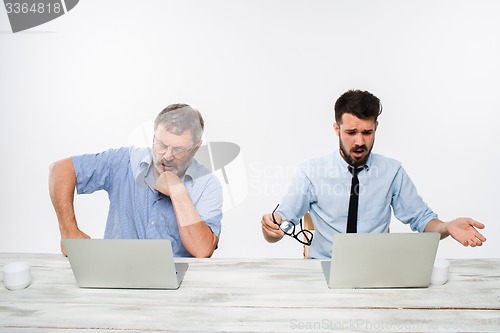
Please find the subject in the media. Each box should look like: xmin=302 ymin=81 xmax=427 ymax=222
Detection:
xmin=179 ymin=222 xmax=218 ymax=258
xmin=169 ymin=186 xmax=218 ymax=257
xmin=49 ymin=158 xmax=79 ymax=237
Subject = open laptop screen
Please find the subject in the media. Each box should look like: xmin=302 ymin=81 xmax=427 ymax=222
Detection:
xmin=322 ymin=233 xmax=440 ymax=289
xmin=63 ymin=239 xmax=188 ymax=289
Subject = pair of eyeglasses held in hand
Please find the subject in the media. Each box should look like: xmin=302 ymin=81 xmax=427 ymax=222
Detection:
xmin=272 ymin=204 xmax=313 ymax=246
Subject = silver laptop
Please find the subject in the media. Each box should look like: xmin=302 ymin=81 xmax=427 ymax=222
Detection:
xmin=63 ymin=239 xmax=188 ymax=289
xmin=322 ymin=233 xmax=440 ymax=289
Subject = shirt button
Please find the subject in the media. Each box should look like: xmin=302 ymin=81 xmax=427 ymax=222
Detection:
xmin=151 ymin=221 xmax=155 ymax=225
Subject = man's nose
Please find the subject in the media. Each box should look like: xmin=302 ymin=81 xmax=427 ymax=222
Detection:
xmin=162 ymin=147 xmax=175 ymax=159
xmin=354 ymin=133 xmax=365 ymax=146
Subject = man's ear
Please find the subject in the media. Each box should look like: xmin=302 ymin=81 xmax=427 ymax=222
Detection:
xmin=333 ymin=122 xmax=340 ymax=137
xmin=375 ymin=120 xmax=379 ymax=131
xmin=192 ymin=140 xmax=203 ymax=155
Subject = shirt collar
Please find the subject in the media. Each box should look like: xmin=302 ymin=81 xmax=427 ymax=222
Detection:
xmin=136 ymin=148 xmax=154 ymax=188
xmin=181 ymin=160 xmax=196 ymax=186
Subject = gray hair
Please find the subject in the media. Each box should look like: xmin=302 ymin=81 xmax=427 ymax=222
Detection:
xmin=154 ymin=104 xmax=204 ymax=144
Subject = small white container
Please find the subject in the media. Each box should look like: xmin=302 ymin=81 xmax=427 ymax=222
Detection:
xmin=2 ymin=261 xmax=32 ymax=291
xmin=430 ymin=258 xmax=450 ymax=285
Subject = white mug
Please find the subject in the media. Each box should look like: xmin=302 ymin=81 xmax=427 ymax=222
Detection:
xmin=1 ymin=261 xmax=32 ymax=291
xmin=430 ymin=258 xmax=450 ymax=285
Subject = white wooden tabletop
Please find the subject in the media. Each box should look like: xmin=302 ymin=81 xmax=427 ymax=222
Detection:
xmin=1 ymin=253 xmax=499 ymax=332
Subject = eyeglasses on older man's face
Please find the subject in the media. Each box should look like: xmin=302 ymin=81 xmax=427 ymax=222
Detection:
xmin=152 ymin=135 xmax=197 ymax=159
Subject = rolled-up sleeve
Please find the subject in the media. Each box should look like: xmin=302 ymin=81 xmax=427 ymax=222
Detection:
xmin=193 ymin=174 xmax=223 ymax=238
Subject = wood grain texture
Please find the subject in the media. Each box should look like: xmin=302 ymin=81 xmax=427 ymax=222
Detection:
xmin=1 ymin=254 xmax=499 ymax=332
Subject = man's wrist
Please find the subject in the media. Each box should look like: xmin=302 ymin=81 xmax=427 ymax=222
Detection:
xmin=169 ymin=183 xmax=189 ymax=200
xmin=59 ymin=222 xmax=80 ymax=238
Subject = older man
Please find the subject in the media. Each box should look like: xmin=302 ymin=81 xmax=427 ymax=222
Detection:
xmin=50 ymin=104 xmax=222 ymax=258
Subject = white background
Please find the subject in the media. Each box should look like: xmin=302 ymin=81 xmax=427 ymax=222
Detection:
xmin=0 ymin=0 xmax=498 ymax=258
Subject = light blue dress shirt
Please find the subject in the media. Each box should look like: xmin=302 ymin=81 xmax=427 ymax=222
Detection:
xmin=276 ymin=151 xmax=437 ymax=259
xmin=72 ymin=147 xmax=223 ymax=257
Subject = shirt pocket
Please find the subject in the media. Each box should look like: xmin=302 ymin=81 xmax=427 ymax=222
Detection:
xmin=361 ymin=198 xmax=392 ymax=231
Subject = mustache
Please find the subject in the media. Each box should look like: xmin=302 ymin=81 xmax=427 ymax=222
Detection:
xmin=351 ymin=145 xmax=367 ymax=152
xmin=155 ymin=158 xmax=175 ymax=168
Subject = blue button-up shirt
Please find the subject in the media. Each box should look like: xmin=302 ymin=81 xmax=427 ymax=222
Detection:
xmin=72 ymin=147 xmax=223 ymax=257
xmin=277 ymin=151 xmax=437 ymax=259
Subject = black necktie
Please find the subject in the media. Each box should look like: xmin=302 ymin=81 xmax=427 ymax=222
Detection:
xmin=346 ymin=166 xmax=363 ymax=233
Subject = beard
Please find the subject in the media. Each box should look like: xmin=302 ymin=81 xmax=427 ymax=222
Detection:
xmin=339 ymin=137 xmax=373 ymax=167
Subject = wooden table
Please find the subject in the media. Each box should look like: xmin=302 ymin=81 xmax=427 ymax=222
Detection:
xmin=1 ymin=254 xmax=499 ymax=332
